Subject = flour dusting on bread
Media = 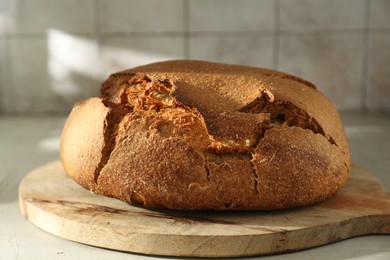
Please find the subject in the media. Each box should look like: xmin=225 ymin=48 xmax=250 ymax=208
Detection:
xmin=61 ymin=60 xmax=350 ymax=210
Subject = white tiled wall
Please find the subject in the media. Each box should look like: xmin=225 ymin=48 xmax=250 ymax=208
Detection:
xmin=0 ymin=0 xmax=389 ymax=114
xmin=279 ymin=0 xmax=366 ymax=30
xmin=97 ymin=0 xmax=184 ymax=33
xmin=369 ymin=0 xmax=390 ymax=28
xmin=189 ymin=35 xmax=274 ymax=68
xmin=99 ymin=35 xmax=185 ymax=82
xmin=367 ymin=33 xmax=390 ymax=111
xmin=2 ymin=0 xmax=95 ymax=34
xmin=188 ymin=0 xmax=275 ymax=32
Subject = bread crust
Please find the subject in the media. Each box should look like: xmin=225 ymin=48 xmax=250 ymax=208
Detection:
xmin=60 ymin=60 xmax=350 ymax=210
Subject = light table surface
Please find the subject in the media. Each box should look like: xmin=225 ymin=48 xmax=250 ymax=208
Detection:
xmin=1 ymin=112 xmax=390 ymax=259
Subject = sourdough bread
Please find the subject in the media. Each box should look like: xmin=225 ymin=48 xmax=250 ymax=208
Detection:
xmin=60 ymin=60 xmax=350 ymax=210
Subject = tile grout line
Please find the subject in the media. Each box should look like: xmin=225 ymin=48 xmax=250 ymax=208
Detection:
xmin=1 ymin=30 xmax=12 ymax=114
xmin=183 ymin=0 xmax=190 ymax=59
xmin=273 ymin=0 xmax=280 ymax=70
xmin=92 ymin=0 xmax=99 ymax=35
xmin=361 ymin=0 xmax=370 ymax=112
xmin=92 ymin=0 xmax=101 ymax=95
xmin=3 ymin=28 xmax=390 ymax=38
xmin=0 ymin=32 xmax=5 ymax=114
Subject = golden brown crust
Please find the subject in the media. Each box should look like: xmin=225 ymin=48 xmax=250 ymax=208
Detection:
xmin=60 ymin=98 xmax=110 ymax=190
xmin=253 ymin=126 xmax=348 ymax=209
xmin=60 ymin=60 xmax=350 ymax=210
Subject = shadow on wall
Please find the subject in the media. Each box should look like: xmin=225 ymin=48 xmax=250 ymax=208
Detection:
xmin=46 ymin=30 xmax=96 ymax=111
xmin=6 ymin=29 xmax=184 ymax=114
xmin=53 ymin=30 xmax=186 ymax=113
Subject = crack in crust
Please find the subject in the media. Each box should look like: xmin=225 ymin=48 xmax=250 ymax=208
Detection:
xmin=93 ymin=104 xmax=131 ymax=183
xmin=96 ymin=73 xmax=341 ymax=206
xmin=96 ymin=74 xmax=180 ymax=183
xmin=250 ymin=161 xmax=260 ymax=195
xmin=239 ymin=96 xmax=337 ymax=147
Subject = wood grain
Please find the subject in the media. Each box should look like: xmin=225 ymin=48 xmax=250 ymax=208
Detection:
xmin=19 ymin=161 xmax=390 ymax=257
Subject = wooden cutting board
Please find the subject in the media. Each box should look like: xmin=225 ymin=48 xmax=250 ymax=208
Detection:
xmin=19 ymin=161 xmax=390 ymax=258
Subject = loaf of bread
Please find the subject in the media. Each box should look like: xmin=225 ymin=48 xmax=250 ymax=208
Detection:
xmin=60 ymin=60 xmax=350 ymax=210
